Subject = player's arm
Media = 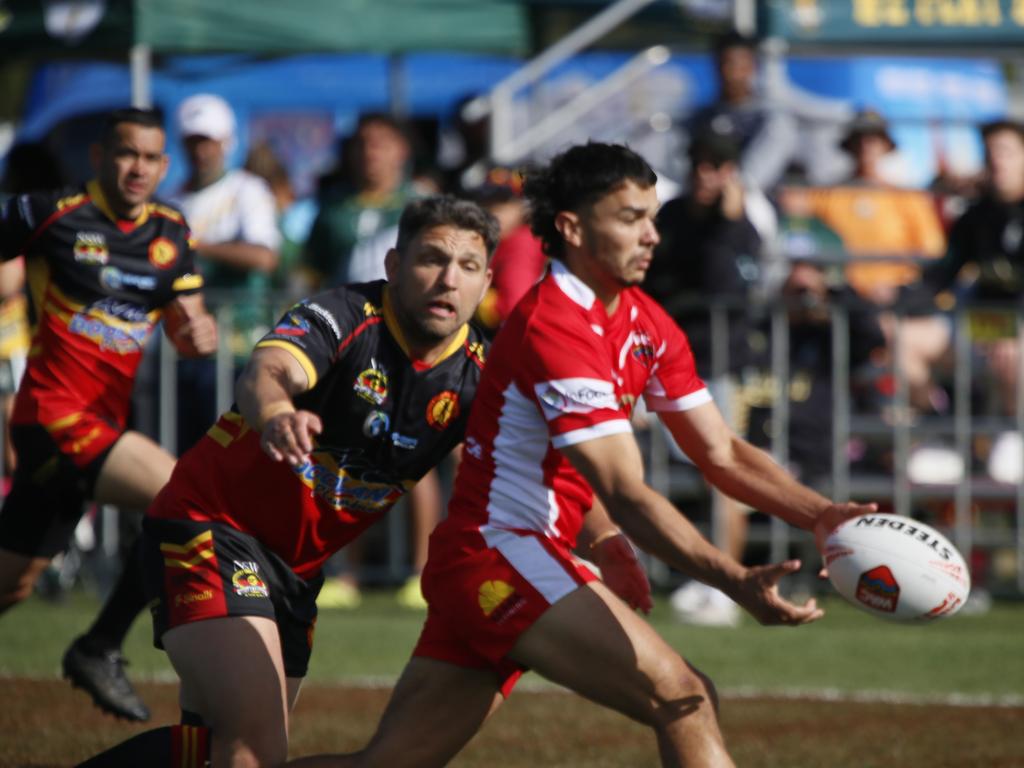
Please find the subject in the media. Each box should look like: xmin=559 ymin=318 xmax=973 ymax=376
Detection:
xmin=163 ymin=293 xmax=218 ymax=357
xmin=236 ymin=345 xmax=322 ymax=466
xmin=560 ymin=432 xmax=822 ymax=626
xmin=577 ymin=497 xmax=652 ymax=614
xmin=658 ymin=403 xmax=876 ymax=551
xmin=194 ymin=241 xmax=278 ymax=273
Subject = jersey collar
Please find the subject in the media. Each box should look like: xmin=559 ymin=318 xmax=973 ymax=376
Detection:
xmin=382 ymin=286 xmax=469 ymax=370
xmin=550 ymin=259 xmax=597 ymax=310
xmin=86 ymin=179 xmax=151 ymax=228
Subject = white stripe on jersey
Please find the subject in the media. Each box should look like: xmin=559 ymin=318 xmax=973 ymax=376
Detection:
xmin=550 ymin=419 xmax=632 ymax=449
xmin=486 ymin=380 xmax=561 ymax=537
xmin=481 ymin=527 xmax=582 ymax=604
xmin=644 ymin=386 xmax=712 ymax=412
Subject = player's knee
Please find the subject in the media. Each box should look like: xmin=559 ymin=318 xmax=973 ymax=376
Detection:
xmin=213 ymin=731 xmax=288 ymax=768
xmin=646 ymin=654 xmax=719 ymax=727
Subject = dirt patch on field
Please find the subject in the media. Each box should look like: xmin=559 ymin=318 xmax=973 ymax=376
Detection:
xmin=2 ymin=679 xmax=1021 ymax=767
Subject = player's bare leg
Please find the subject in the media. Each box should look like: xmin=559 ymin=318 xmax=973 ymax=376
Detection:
xmin=0 ymin=549 xmax=50 ymax=611
xmin=510 ymin=580 xmax=734 ymax=768
xmin=164 ymin=615 xmax=296 ymax=767
xmin=288 ymin=658 xmax=503 ymax=768
xmin=93 ymin=430 xmax=175 ymax=507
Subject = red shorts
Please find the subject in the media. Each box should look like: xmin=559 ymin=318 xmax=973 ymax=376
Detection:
xmin=413 ymin=526 xmax=598 ymax=697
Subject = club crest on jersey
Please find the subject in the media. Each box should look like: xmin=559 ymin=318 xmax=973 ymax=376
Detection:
xmin=631 ymin=332 xmax=656 ymax=368
xmin=855 ymin=565 xmax=899 ymax=613
xmin=354 ymin=362 xmax=388 ymax=405
xmin=426 ymin=390 xmax=460 ymax=431
xmin=148 ymin=236 xmax=178 ymax=269
xmin=73 ymin=231 xmax=109 ymax=265
xmin=363 ymin=410 xmax=390 ymax=438
xmin=231 ymin=561 xmax=269 ymax=598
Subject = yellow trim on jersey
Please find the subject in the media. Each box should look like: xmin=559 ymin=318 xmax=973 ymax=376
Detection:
xmin=255 ymin=339 xmax=319 ymax=389
xmin=162 ymin=550 xmax=214 ymax=569
xmin=150 ymin=203 xmax=184 ymax=223
xmin=24 ymin=256 xmax=50 ymax=335
xmin=172 ymin=274 xmax=204 ymax=292
xmin=206 ymin=424 xmax=235 ymax=448
xmin=381 ymin=286 xmax=468 ymax=368
xmin=86 ymin=180 xmax=150 ymax=227
xmin=44 ymin=412 xmax=83 ymax=432
xmin=159 ymin=529 xmax=213 ymax=555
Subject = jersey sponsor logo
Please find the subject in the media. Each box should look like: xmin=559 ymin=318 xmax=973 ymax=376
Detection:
xmin=73 ymin=231 xmax=109 ymax=265
xmin=231 ymin=561 xmax=270 ymax=598
xmin=534 ymin=378 xmax=618 ymax=419
xmin=148 ymin=236 xmax=178 ymax=269
xmin=466 ymin=341 xmax=486 ymax=365
xmin=292 ymin=450 xmax=406 ymax=514
xmin=363 ymin=410 xmax=390 ymax=438
xmin=354 ymin=362 xmax=389 ymax=405
xmin=426 ymin=390 xmax=460 ymax=431
xmin=478 ymin=579 xmax=526 ymax=623
xmin=855 ymin=565 xmax=899 ymax=613
xmin=302 ymin=301 xmax=341 ymax=341
xmin=57 ymin=192 xmax=87 ymax=210
xmin=363 ymin=301 xmax=382 ymax=318
xmin=174 ymin=589 xmax=214 ymax=608
xmin=390 ymin=432 xmax=418 ymax=450
xmin=68 ymin=312 xmax=152 ymax=354
xmin=87 ymin=297 xmax=152 ymax=323
xmin=273 ymin=310 xmax=311 ymax=337
xmin=99 ymin=266 xmax=157 ymax=292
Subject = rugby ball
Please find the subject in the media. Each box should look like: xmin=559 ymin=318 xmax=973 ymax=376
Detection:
xmin=824 ymin=513 xmax=970 ymax=621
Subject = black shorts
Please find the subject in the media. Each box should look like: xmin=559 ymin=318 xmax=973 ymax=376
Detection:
xmin=142 ymin=517 xmax=324 ymax=678
xmin=0 ymin=423 xmax=119 ymax=558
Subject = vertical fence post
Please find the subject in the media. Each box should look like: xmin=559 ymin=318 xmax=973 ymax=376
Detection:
xmin=831 ymin=301 xmax=850 ymax=503
xmin=953 ymin=309 xmax=973 ymax=558
xmin=769 ymin=303 xmax=790 ymax=564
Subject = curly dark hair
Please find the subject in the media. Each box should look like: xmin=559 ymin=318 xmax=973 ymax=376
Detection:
xmin=523 ymin=142 xmax=656 ymax=261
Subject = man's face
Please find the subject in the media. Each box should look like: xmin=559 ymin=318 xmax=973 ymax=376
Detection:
xmin=691 ymin=158 xmax=736 ymax=207
xmin=95 ymin=122 xmax=168 ymax=218
xmin=852 ymin=134 xmax=891 ymax=170
xmin=183 ymin=134 xmax=227 ymax=183
xmin=386 ymin=224 xmax=492 ymax=348
xmin=357 ymin=121 xmax=409 ymax=187
xmin=577 ymin=181 xmax=660 ymax=289
xmin=717 ymin=46 xmax=757 ymax=103
xmin=985 ymin=129 xmax=1024 ymax=200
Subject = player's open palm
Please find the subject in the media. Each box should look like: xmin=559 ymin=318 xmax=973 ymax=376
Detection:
xmin=732 ymin=560 xmax=825 ymax=626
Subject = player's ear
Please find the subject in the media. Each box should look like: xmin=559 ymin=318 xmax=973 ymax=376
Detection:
xmin=158 ymin=152 xmax=170 ymax=184
xmin=554 ymin=210 xmax=582 ymax=249
xmin=384 ymin=248 xmax=400 ymax=282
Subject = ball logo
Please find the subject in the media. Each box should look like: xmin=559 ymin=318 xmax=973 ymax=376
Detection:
xmin=426 ymin=390 xmax=460 ymax=431
xmin=855 ymin=565 xmax=899 ymax=613
xmin=148 ymin=237 xmax=178 ymax=269
xmin=354 ymin=367 xmax=389 ymax=405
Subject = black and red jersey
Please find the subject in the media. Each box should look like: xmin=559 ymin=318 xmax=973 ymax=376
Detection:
xmin=149 ymin=280 xmax=489 ymax=577
xmin=0 ymin=180 xmax=203 ymax=430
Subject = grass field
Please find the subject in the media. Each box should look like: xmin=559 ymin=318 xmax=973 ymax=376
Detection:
xmin=1 ymin=589 xmax=1022 ymax=767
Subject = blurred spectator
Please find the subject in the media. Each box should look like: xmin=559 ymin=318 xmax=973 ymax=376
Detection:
xmin=781 ymin=110 xmax=950 ymax=417
xmin=172 ymin=93 xmax=281 ymax=449
xmin=304 ymin=113 xmax=419 ymax=287
xmin=902 ymin=119 xmax=1024 ymax=483
xmin=686 ymin=30 xmax=800 ymax=192
xmin=646 ymin=126 xmax=765 ymax=376
xmin=243 ymin=142 xmax=315 ymax=301
xmin=466 ymin=167 xmax=547 ymax=333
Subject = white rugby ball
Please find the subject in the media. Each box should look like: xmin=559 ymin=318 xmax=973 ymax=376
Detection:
xmin=824 ymin=513 xmax=971 ymax=621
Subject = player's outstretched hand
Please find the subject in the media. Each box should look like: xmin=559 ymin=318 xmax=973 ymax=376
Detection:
xmin=261 ymin=410 xmax=323 ymax=466
xmin=172 ymin=312 xmax=219 ymax=357
xmin=731 ymin=560 xmax=824 ymax=626
xmin=812 ymin=501 xmax=878 ymax=580
xmin=592 ymin=533 xmax=653 ymax=614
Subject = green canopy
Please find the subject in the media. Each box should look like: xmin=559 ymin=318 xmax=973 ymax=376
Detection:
xmin=0 ymin=0 xmax=531 ymax=55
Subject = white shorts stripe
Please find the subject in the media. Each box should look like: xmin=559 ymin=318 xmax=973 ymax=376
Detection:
xmin=484 ymin=529 xmax=581 ymax=605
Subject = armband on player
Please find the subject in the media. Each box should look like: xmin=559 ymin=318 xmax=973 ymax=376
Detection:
xmin=257 ymin=401 xmax=296 ymax=430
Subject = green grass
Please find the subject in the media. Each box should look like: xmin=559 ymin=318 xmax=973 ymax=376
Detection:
xmin=2 ymin=588 xmax=1021 ymax=700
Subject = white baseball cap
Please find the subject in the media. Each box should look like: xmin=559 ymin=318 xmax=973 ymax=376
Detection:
xmin=177 ymin=93 xmax=236 ymax=141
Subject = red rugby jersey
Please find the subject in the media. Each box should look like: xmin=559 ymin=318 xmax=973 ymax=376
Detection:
xmin=444 ymin=260 xmax=710 ymax=551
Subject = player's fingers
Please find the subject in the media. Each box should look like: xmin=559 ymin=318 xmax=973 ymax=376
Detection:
xmin=261 ymin=437 xmax=285 ymax=463
xmin=759 ymin=559 xmax=802 ymax=585
xmin=306 ymin=413 xmax=324 ymax=435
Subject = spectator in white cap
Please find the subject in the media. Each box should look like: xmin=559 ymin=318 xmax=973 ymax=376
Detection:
xmin=172 ymin=93 xmax=282 ymax=449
